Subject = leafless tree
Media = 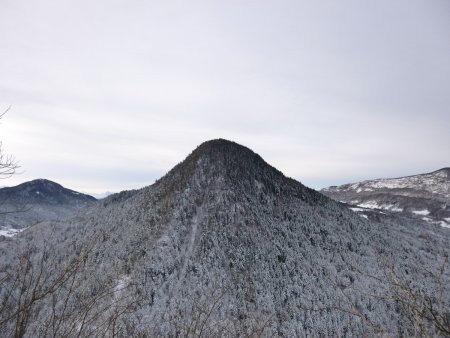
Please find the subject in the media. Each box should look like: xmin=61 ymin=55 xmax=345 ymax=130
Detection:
xmin=0 ymin=234 xmax=138 ymax=338
xmin=371 ymin=250 xmax=450 ymax=337
xmin=0 ymin=107 xmax=29 ymax=220
xmin=0 ymin=107 xmax=19 ymax=179
xmin=302 ymin=249 xmax=450 ymax=337
xmin=141 ymin=278 xmax=273 ymax=338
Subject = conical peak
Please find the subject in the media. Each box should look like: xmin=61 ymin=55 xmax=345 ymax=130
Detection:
xmin=162 ymin=139 xmax=269 ymax=180
xmin=155 ymin=139 xmax=290 ymax=199
xmin=187 ymin=139 xmax=282 ymax=178
xmin=195 ymin=138 xmax=252 ymax=152
xmin=192 ymin=139 xmax=262 ymax=163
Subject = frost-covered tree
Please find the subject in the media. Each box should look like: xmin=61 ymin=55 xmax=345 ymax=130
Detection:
xmin=0 ymin=139 xmax=449 ymax=337
xmin=341 ymin=249 xmax=450 ymax=337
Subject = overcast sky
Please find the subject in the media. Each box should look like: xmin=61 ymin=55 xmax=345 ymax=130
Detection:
xmin=1 ymin=0 xmax=449 ymax=195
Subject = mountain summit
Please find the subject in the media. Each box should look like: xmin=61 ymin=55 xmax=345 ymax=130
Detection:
xmin=153 ymin=139 xmax=321 ymax=207
xmin=0 ymin=141 xmax=449 ymax=337
xmin=158 ymin=139 xmax=285 ymax=188
xmin=0 ymin=179 xmax=96 ymax=205
xmin=0 ymin=179 xmax=96 ymax=235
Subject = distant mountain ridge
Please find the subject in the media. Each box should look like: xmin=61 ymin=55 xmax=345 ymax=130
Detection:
xmin=322 ymin=168 xmax=450 ymax=228
xmin=0 ymin=179 xmax=96 ymax=236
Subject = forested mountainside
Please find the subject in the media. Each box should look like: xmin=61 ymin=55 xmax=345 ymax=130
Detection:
xmin=0 ymin=179 xmax=96 ymax=237
xmin=0 ymin=140 xmax=449 ymax=337
xmin=322 ymin=168 xmax=450 ymax=228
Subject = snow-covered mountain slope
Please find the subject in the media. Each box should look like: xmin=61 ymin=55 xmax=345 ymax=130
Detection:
xmin=0 ymin=140 xmax=449 ymax=337
xmin=322 ymin=168 xmax=450 ymax=228
xmin=0 ymin=179 xmax=96 ymax=236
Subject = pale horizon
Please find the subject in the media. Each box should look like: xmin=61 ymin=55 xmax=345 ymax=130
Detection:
xmin=1 ymin=0 xmax=449 ymax=195
xmin=2 ymin=139 xmax=448 ymax=197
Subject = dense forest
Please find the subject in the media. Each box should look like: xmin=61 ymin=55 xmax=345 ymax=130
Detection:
xmin=1 ymin=140 xmax=449 ymax=337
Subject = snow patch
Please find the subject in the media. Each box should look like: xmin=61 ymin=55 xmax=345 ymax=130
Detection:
xmin=254 ymin=180 xmax=264 ymax=190
xmin=115 ymin=275 xmax=130 ymax=294
xmin=420 ymin=217 xmax=450 ymax=230
xmin=439 ymin=221 xmax=450 ymax=229
xmin=0 ymin=227 xmax=25 ymax=237
xmin=358 ymin=201 xmax=380 ymax=209
xmin=412 ymin=209 xmax=430 ymax=216
xmin=357 ymin=201 xmax=402 ymax=212
xmin=350 ymin=183 xmax=360 ymax=190
xmin=157 ymin=235 xmax=171 ymax=246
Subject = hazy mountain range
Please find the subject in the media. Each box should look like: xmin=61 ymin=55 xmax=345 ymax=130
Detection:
xmin=0 ymin=140 xmax=448 ymax=337
xmin=0 ymin=179 xmax=96 ymax=237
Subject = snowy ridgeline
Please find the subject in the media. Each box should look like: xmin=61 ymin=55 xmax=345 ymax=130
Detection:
xmin=323 ymin=168 xmax=450 ymax=198
xmin=322 ymin=168 xmax=450 ymax=229
xmin=0 ymin=140 xmax=449 ymax=337
xmin=0 ymin=179 xmax=96 ymax=236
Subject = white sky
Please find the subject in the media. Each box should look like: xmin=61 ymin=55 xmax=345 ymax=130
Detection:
xmin=1 ymin=0 xmax=449 ymax=195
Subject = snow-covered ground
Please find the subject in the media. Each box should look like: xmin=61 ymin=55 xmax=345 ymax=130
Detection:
xmin=349 ymin=207 xmax=365 ymax=212
xmin=114 ymin=275 xmax=131 ymax=295
xmin=0 ymin=227 xmax=25 ymax=237
xmin=412 ymin=209 xmax=430 ymax=216
xmin=440 ymin=221 xmax=450 ymax=229
xmin=347 ymin=205 xmax=450 ymax=230
xmin=358 ymin=201 xmax=403 ymax=212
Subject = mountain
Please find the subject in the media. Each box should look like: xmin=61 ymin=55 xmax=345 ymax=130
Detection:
xmin=0 ymin=179 xmax=96 ymax=236
xmin=321 ymin=168 xmax=450 ymax=228
xmin=0 ymin=140 xmax=449 ymax=337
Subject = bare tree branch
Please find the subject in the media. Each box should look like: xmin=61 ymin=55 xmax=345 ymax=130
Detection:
xmin=0 ymin=107 xmax=19 ymax=179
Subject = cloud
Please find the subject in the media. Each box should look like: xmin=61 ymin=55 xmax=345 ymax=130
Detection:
xmin=1 ymin=0 xmax=449 ymax=193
